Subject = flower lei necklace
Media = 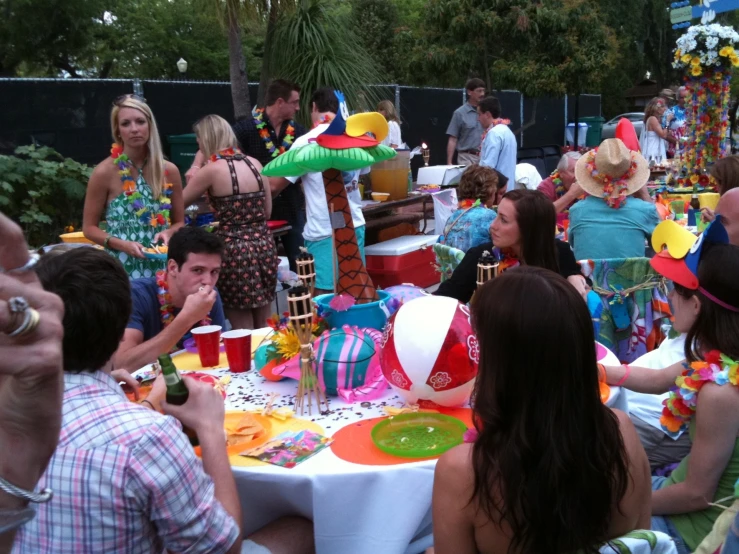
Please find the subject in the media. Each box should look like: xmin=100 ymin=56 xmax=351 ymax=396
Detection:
xmin=155 ymin=270 xmax=211 ymax=329
xmin=583 ymin=148 xmax=639 ymax=209
xmin=660 ymin=350 xmax=739 ymax=434
xmin=209 ymin=146 xmax=244 ymax=164
xmin=492 ymin=247 xmax=520 ymax=273
xmin=481 ymin=118 xmax=512 ymax=147
xmin=253 ymin=108 xmax=295 ymax=158
xmin=111 ymin=144 xmax=173 ymax=227
xmin=551 ymin=171 xmax=566 ymax=198
xmin=458 ymin=198 xmax=482 ymax=210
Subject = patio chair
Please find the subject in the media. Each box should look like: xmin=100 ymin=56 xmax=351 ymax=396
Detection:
xmin=579 ymin=257 xmax=672 ymax=364
xmin=433 ymin=243 xmax=465 ymax=282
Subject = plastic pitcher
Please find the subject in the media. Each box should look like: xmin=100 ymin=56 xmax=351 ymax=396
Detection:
xmin=370 ymin=150 xmax=410 ymax=200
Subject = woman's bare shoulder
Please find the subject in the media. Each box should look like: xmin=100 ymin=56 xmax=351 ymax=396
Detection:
xmin=436 ymin=443 xmax=474 ymax=484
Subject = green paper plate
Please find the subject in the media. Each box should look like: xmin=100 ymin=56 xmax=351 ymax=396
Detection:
xmin=371 ymin=413 xmax=467 ymax=458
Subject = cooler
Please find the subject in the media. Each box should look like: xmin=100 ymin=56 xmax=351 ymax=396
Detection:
xmin=365 ymin=234 xmax=440 ymax=289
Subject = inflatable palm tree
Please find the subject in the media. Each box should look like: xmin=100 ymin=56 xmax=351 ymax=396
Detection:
xmin=261 ymin=92 xmax=395 ymax=304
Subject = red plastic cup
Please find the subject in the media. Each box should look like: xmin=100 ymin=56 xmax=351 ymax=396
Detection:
xmin=222 ymin=329 xmax=252 ymax=373
xmin=191 ymin=325 xmax=222 ymax=367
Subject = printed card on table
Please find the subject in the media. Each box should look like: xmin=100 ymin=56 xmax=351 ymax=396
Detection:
xmin=239 ymin=430 xmax=333 ymax=468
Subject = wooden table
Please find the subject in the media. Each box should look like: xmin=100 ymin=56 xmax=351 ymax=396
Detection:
xmin=361 ymin=194 xmax=434 ymax=238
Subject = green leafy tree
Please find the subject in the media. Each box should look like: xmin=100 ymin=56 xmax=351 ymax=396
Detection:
xmin=266 ymin=0 xmax=385 ymax=124
xmin=0 ymin=146 xmax=91 ymax=246
xmin=349 ymin=0 xmax=400 ymax=81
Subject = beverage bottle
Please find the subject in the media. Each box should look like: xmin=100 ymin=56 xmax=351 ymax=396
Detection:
xmin=158 ymin=354 xmax=199 ymax=446
xmin=690 ymin=193 xmax=701 ymax=211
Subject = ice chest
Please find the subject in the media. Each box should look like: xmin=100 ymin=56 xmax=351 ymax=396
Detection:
xmin=365 ymin=235 xmax=440 ymax=289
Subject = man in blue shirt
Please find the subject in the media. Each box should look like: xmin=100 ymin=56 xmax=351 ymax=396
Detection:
xmin=115 ymin=226 xmax=227 ymax=371
xmin=478 ymin=96 xmax=517 ymax=191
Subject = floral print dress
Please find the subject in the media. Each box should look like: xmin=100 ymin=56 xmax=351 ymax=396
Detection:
xmin=210 ymin=154 xmax=278 ymax=309
xmin=105 ymin=174 xmax=167 ymax=279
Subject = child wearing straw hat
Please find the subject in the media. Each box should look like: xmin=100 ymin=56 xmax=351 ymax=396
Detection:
xmin=568 ymin=138 xmax=660 ymax=261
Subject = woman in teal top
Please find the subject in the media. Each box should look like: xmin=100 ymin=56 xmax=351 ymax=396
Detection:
xmin=440 ymin=164 xmax=507 ymax=253
xmin=83 ymin=95 xmax=184 ymax=279
xmin=603 ymin=219 xmax=739 ymax=554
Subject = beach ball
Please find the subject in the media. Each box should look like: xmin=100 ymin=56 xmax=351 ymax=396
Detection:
xmin=380 ymin=295 xmax=478 ymax=407
xmin=383 ymin=284 xmax=429 ymax=315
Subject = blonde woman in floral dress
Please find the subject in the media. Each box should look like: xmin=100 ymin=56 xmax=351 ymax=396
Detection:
xmin=83 ymin=95 xmax=184 ymax=279
xmin=183 ymin=114 xmax=278 ymax=330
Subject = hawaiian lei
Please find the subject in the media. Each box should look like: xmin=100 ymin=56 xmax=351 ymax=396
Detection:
xmin=551 ymin=171 xmax=566 ymax=198
xmin=458 ymin=198 xmax=481 ymax=210
xmin=583 ymin=148 xmax=639 ymax=209
xmin=111 ymin=144 xmax=173 ymax=228
xmin=492 ymin=247 xmax=520 ymax=273
xmin=209 ymin=146 xmax=244 ymax=164
xmin=660 ymin=351 xmax=739 ymax=434
xmin=480 ymin=118 xmax=512 ymax=148
xmin=156 ymin=270 xmax=211 ymax=330
xmin=253 ymin=107 xmax=295 ymax=158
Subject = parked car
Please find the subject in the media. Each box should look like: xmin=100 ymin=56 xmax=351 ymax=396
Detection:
xmin=601 ymin=113 xmax=645 ymax=140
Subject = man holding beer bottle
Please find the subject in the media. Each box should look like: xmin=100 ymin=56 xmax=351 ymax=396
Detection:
xmin=116 ymin=226 xmax=227 ymax=372
xmin=16 ymin=247 xmax=315 ymax=554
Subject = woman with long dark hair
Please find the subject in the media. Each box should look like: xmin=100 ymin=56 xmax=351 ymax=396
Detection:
xmin=435 ymin=189 xmax=589 ymax=303
xmin=433 ymin=267 xmax=651 ymax=553
xmin=602 ymin=235 xmax=739 ymax=553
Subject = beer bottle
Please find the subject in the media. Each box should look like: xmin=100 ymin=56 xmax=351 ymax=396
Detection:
xmin=158 ymin=354 xmax=199 ymax=446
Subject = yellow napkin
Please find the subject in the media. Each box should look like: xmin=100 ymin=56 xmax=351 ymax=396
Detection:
xmin=174 ymin=352 xmax=229 ymax=371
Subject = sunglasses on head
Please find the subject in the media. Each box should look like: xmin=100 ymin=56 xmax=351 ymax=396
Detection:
xmin=113 ymin=94 xmax=147 ymax=106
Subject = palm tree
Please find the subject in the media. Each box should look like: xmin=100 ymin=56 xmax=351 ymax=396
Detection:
xmin=265 ymin=0 xmax=384 ymax=124
xmin=225 ymin=0 xmax=252 ymax=120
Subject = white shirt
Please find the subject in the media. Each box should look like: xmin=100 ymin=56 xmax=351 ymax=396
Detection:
xmin=287 ymin=124 xmax=366 ymax=241
xmin=480 ymin=124 xmax=517 ymax=190
xmin=628 ymin=334 xmax=687 ymax=439
xmin=382 ymin=120 xmax=402 ymax=148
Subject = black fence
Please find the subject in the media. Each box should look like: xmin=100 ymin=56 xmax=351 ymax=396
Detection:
xmin=0 ymin=79 xmax=600 ymax=171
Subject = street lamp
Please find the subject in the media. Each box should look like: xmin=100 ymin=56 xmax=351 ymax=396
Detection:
xmin=177 ymin=58 xmax=188 ymax=80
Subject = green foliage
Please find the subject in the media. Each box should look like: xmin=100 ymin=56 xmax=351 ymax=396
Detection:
xmin=349 ymin=0 xmax=400 ymax=80
xmin=415 ymin=0 xmax=619 ymax=97
xmin=0 ymin=146 xmax=91 ymax=247
xmin=267 ymin=0 xmax=385 ymax=125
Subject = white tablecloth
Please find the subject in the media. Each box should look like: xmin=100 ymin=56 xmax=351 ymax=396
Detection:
xmin=168 ymin=334 xmax=626 ymax=554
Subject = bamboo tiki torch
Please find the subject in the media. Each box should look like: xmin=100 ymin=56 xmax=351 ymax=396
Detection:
xmin=287 ymin=285 xmax=328 ymax=415
xmin=476 ymin=250 xmax=499 ymax=288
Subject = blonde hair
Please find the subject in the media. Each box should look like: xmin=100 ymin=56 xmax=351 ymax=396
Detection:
xmin=643 ymin=97 xmax=665 ymax=124
xmin=376 ymin=100 xmax=399 ymax=123
xmin=193 ymin=115 xmax=239 ymax=158
xmin=110 ymin=96 xmax=166 ymax=198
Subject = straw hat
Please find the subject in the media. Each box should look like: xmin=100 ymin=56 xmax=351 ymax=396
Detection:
xmin=575 ymin=138 xmax=649 ymax=200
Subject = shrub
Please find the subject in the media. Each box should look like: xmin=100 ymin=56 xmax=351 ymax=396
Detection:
xmin=0 ymin=145 xmax=91 ymax=247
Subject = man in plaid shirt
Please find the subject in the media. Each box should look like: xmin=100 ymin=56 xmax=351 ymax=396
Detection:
xmin=13 ymin=249 xmax=243 ymax=554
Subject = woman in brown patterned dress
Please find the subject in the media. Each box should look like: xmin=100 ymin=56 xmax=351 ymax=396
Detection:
xmin=183 ymin=115 xmax=278 ymax=329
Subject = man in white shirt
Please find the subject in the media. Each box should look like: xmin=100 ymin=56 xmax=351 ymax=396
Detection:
xmin=477 ymin=96 xmax=517 ymax=190
xmin=286 ymin=88 xmax=368 ymax=294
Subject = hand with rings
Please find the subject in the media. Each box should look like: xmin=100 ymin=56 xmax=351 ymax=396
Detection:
xmin=0 ymin=212 xmax=64 ymax=536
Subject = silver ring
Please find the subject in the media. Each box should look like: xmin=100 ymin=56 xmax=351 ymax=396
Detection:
xmin=7 ymin=307 xmax=40 ymax=338
xmin=8 ymin=297 xmax=29 ymax=314
xmin=0 ymin=252 xmax=40 ymax=275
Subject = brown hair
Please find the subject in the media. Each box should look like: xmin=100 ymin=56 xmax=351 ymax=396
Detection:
xmin=710 ymin=156 xmax=739 ymax=195
xmin=501 ymin=189 xmax=558 ymax=272
xmin=466 ymin=78 xmax=486 ymax=92
xmin=376 ymin=100 xmax=399 ymax=123
xmin=478 ymin=96 xmax=502 ymax=119
xmin=643 ymin=97 xmax=665 ymax=124
xmin=458 ymin=165 xmax=500 ymax=203
xmin=471 ymin=267 xmax=629 ymax=553
xmin=685 ymin=244 xmax=739 ymax=362
xmin=265 ymin=79 xmax=301 ymax=107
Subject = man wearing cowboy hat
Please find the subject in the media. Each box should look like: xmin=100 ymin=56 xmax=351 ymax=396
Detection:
xmin=568 ymin=138 xmax=660 ymax=261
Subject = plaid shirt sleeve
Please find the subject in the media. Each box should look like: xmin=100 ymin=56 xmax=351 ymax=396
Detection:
xmin=126 ymin=416 xmax=239 ymax=554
